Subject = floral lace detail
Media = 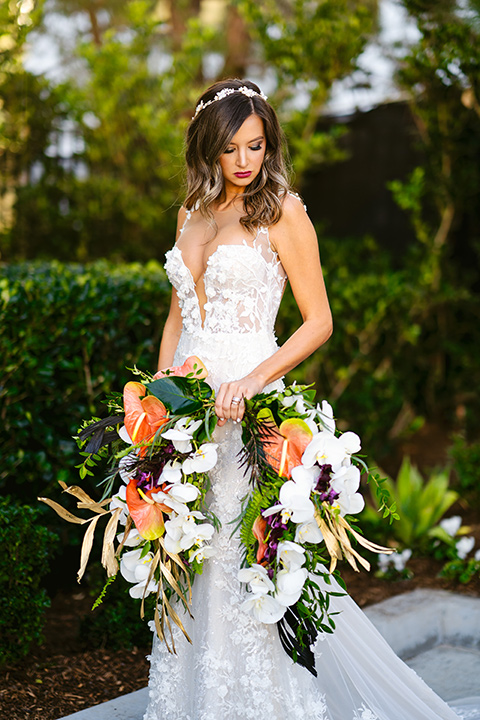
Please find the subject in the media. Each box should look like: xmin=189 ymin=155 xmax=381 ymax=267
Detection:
xmin=353 ymin=706 xmax=379 ymax=720
xmin=144 ymin=423 xmax=328 ymax=720
xmin=164 ymin=227 xmax=286 ymax=337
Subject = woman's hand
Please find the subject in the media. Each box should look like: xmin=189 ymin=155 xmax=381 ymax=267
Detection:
xmin=215 ymin=374 xmax=265 ymax=426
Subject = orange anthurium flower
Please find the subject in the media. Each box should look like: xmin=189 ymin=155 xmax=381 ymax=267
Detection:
xmin=126 ymin=478 xmax=169 ymax=541
xmin=264 ymin=418 xmax=313 ymax=478
xmin=253 ymin=515 xmax=268 ymax=563
xmin=123 ymin=381 xmax=168 ymax=448
xmin=153 ymin=355 xmax=208 ymax=380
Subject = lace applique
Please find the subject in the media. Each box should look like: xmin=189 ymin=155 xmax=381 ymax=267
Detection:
xmin=164 ymin=226 xmax=286 ymax=337
xmin=353 ymin=706 xmax=379 ymax=720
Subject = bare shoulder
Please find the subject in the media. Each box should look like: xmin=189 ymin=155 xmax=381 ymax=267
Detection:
xmin=269 ymin=192 xmax=316 ymax=252
xmin=175 ymin=206 xmax=188 ymax=240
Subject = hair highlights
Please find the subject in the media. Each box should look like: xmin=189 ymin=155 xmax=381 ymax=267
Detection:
xmin=184 ymin=79 xmax=292 ymax=232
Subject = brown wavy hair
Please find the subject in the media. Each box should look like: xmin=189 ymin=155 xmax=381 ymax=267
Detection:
xmin=184 ymin=78 xmax=292 ymax=233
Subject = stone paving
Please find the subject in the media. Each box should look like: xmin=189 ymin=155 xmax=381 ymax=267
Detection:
xmin=59 ymin=589 xmax=480 ymax=720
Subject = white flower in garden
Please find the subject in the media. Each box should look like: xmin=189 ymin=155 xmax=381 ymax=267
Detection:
xmin=118 ymin=452 xmax=138 ymax=483
xmin=238 ymin=564 xmax=275 ymax=594
xmin=392 ymin=548 xmax=412 ymax=572
xmin=475 ymin=549 xmax=480 ymax=562
xmin=120 ymin=548 xmax=158 ymax=598
xmin=110 ymin=484 xmax=128 ymax=524
xmin=277 ymin=541 xmax=306 ymax=572
xmin=182 ymin=443 xmax=218 ymax=474
xmin=456 ymin=536 xmax=475 ymax=559
xmin=295 ymin=519 xmax=324 ymax=545
xmin=262 ymin=475 xmax=315 ymax=525
xmin=275 ymin=567 xmax=308 ymax=607
xmin=241 ymin=593 xmax=286 ymax=624
xmin=331 ymin=465 xmax=365 ymax=516
xmin=189 ymin=545 xmax=216 ymax=563
xmin=162 ymin=418 xmax=202 ymax=453
xmin=117 ymin=527 xmax=143 ymax=547
xmin=377 ymin=553 xmax=392 ymax=573
xmin=439 ymin=515 xmax=462 ymax=538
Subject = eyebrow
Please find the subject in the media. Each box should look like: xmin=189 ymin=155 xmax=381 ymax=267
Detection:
xmin=228 ymin=135 xmax=265 ymax=145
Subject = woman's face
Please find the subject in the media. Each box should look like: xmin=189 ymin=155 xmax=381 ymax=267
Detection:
xmin=218 ymin=114 xmax=266 ymax=192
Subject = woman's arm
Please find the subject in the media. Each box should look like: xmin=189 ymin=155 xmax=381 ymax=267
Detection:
xmin=157 ymin=287 xmax=183 ymax=370
xmin=215 ymin=195 xmax=332 ymax=424
xmin=157 ymin=207 xmax=187 ymax=371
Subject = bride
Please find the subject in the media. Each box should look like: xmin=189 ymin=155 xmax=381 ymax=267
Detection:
xmin=143 ymin=78 xmax=477 ymax=720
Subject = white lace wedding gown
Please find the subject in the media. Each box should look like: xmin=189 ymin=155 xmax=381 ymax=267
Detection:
xmin=143 ymin=207 xmax=479 ymax=720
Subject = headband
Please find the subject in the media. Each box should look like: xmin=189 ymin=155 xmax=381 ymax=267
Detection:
xmin=193 ymin=86 xmax=268 ymax=120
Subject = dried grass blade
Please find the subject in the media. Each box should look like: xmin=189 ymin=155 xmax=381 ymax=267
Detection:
xmin=101 ymin=508 xmax=121 ymax=577
xmin=78 ymin=514 xmax=102 ymax=582
xmin=38 ymin=497 xmax=88 ymax=525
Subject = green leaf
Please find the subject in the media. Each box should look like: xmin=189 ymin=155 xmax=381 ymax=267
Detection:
xmin=146 ymin=376 xmax=203 ymax=414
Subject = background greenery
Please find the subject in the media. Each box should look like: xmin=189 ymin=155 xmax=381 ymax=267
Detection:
xmin=0 ymin=0 xmax=479 ymax=656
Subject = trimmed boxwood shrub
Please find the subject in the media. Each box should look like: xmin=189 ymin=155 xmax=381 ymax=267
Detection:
xmin=0 ymin=498 xmax=59 ymax=665
xmin=0 ymin=260 xmax=170 ymax=505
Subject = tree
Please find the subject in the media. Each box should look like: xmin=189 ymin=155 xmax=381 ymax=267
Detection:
xmin=1 ymin=0 xmax=380 ymax=260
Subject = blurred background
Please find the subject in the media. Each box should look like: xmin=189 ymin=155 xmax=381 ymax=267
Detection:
xmin=1 ymin=0 xmax=479 ymax=699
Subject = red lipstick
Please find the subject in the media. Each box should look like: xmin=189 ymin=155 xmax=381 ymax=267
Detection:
xmin=234 ymin=171 xmax=252 ymax=178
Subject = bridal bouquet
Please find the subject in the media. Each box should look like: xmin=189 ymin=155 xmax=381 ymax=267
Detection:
xmin=40 ymin=357 xmax=220 ymax=652
xmin=236 ymin=384 xmax=392 ymax=674
xmin=41 ymin=359 xmax=392 ymax=670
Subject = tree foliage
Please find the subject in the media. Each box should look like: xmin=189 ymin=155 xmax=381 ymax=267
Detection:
xmin=1 ymin=0 xmax=379 ymax=261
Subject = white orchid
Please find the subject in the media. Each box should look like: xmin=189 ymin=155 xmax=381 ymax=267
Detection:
xmin=456 ymin=536 xmax=475 ymax=559
xmin=302 ymin=430 xmax=361 ymax=474
xmin=118 ymin=424 xmax=133 ymax=444
xmin=439 ymin=515 xmax=462 ymax=538
xmin=151 ymin=481 xmax=200 ymax=515
xmin=281 ymin=391 xmax=307 ymax=415
xmin=120 ymin=548 xmax=158 ymax=599
xmin=318 ymin=400 xmax=336 ymax=434
xmin=277 ymin=541 xmax=306 ymax=572
xmin=109 ymin=484 xmax=128 ymax=525
xmin=275 ymin=566 xmax=308 ymax=607
xmin=331 ymin=465 xmax=365 ymax=516
xmin=262 ymin=474 xmax=315 ymax=525
xmin=161 ymin=417 xmax=202 ymax=453
xmin=241 ymin=593 xmax=286 ymax=624
xmin=117 ymin=527 xmax=143 ymax=547
xmin=180 ymin=521 xmax=215 ymax=551
xmin=189 ymin=545 xmax=217 ymax=563
xmin=163 ymin=511 xmax=205 ymax=554
xmin=238 ymin=564 xmax=275 ymax=594
xmin=294 ymin=519 xmax=324 ymax=544
xmin=182 ymin=443 xmax=218 ymax=474
xmin=159 ymin=459 xmax=182 ymax=484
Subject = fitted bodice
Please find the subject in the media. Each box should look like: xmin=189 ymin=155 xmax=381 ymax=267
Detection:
xmin=164 ymin=217 xmax=287 ymax=337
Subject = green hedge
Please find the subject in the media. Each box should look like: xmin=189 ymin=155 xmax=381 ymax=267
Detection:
xmin=0 ymin=499 xmax=59 ymax=665
xmin=0 ymin=260 xmax=170 ymax=505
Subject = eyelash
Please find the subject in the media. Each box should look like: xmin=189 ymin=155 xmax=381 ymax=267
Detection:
xmin=224 ymin=145 xmax=263 ymax=154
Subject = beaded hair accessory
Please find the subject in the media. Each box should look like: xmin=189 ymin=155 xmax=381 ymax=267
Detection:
xmin=192 ymin=86 xmax=268 ymax=119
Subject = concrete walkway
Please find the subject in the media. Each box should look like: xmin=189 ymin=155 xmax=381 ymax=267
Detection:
xmin=59 ymin=589 xmax=480 ymax=719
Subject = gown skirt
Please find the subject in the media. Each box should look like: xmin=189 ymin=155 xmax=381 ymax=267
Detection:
xmin=142 ymin=327 xmax=480 ymax=720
